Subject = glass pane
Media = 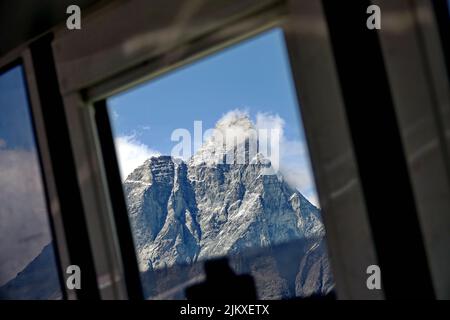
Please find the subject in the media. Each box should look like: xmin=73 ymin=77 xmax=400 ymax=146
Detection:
xmin=0 ymin=65 xmax=63 ymax=299
xmin=107 ymin=28 xmax=334 ymax=299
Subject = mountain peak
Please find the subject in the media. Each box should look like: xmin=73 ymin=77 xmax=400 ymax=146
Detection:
xmin=123 ymin=144 xmax=331 ymax=298
xmin=215 ymin=110 xmax=255 ymax=133
xmin=190 ymin=111 xmax=271 ymax=167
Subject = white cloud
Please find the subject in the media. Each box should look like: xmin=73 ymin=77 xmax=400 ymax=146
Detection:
xmin=114 ymin=135 xmax=160 ymax=180
xmin=200 ymin=109 xmax=319 ymax=206
xmin=110 ymin=109 xmax=119 ymax=120
xmin=0 ymin=149 xmax=53 ymax=285
xmin=254 ymin=111 xmax=319 ymax=207
xmin=140 ymin=125 xmax=151 ymax=131
xmin=214 ymin=109 xmax=254 ymax=150
xmin=255 ymin=112 xmax=285 ymax=133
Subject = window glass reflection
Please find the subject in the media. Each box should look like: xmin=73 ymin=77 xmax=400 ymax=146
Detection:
xmin=0 ymin=65 xmax=62 ymax=299
xmin=107 ymin=28 xmax=334 ymax=299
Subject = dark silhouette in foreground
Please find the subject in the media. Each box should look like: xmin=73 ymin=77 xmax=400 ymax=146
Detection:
xmin=185 ymin=257 xmax=257 ymax=300
xmin=185 ymin=257 xmax=336 ymax=300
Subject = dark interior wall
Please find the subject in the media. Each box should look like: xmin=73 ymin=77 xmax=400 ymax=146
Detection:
xmin=0 ymin=0 xmax=101 ymax=56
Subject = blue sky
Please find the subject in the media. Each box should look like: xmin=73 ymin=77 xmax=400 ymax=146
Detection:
xmin=0 ymin=66 xmax=35 ymax=151
xmin=107 ymin=28 xmax=319 ymax=206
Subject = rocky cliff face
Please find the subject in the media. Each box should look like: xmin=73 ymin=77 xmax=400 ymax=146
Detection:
xmin=123 ymin=115 xmax=334 ymax=299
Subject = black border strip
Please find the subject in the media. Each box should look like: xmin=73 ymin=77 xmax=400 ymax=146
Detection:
xmin=432 ymin=0 xmax=450 ymax=80
xmin=94 ymin=100 xmax=144 ymax=300
xmin=321 ymin=0 xmax=435 ymax=299
xmin=29 ymin=34 xmax=100 ymax=299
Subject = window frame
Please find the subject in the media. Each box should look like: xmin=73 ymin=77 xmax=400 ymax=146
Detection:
xmin=1 ymin=0 xmax=447 ymax=300
xmin=375 ymin=0 xmax=450 ymax=299
xmin=51 ymin=0 xmax=381 ymax=299
xmin=0 ymin=56 xmax=69 ymax=299
xmin=0 ymin=34 xmax=104 ymax=300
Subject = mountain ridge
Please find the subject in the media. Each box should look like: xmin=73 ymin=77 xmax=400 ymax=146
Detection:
xmin=123 ymin=113 xmax=333 ymax=299
xmin=124 ymin=153 xmax=325 ymax=271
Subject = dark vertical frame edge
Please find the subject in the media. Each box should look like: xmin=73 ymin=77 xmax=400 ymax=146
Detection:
xmin=93 ymin=100 xmax=144 ymax=300
xmin=321 ymin=0 xmax=435 ymax=298
xmin=28 ymin=33 xmax=101 ymax=299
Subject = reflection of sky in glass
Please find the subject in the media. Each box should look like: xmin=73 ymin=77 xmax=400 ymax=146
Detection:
xmin=0 ymin=65 xmax=61 ymax=299
xmin=0 ymin=67 xmax=36 ymax=150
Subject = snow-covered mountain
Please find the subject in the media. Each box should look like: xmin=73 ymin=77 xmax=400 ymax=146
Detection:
xmin=124 ymin=115 xmax=334 ymax=299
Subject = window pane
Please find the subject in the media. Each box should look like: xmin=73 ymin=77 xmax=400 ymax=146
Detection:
xmin=107 ymin=28 xmax=334 ymax=299
xmin=0 ymin=65 xmax=63 ymax=299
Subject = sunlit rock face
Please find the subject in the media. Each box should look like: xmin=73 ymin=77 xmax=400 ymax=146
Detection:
xmin=124 ymin=115 xmax=333 ymax=299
